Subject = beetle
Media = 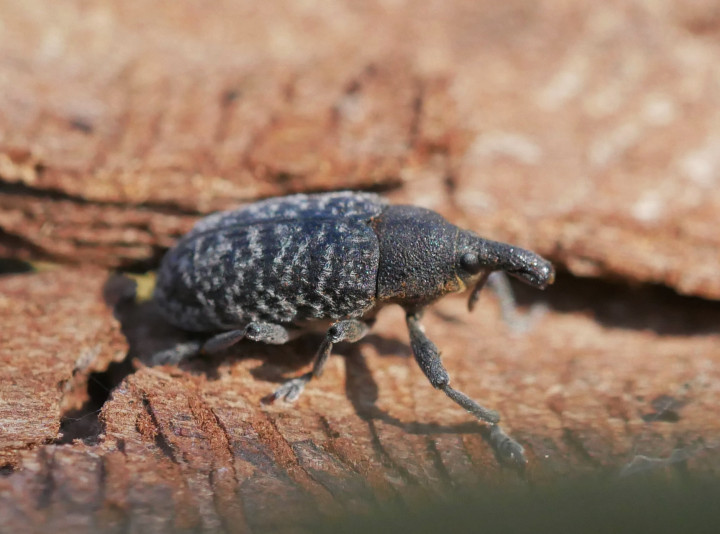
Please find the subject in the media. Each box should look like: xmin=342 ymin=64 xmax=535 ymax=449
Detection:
xmin=152 ymin=191 xmax=554 ymax=465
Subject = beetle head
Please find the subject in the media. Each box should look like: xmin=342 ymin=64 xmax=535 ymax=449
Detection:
xmin=371 ymin=205 xmax=554 ymax=309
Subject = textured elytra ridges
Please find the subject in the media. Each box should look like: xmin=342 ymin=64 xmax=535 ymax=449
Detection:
xmin=187 ymin=192 xmax=388 ymax=237
xmin=154 ymin=192 xmax=386 ymax=331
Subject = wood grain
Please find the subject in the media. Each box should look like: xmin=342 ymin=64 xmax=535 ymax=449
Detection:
xmin=1 ymin=0 xmax=720 ymax=531
xmin=1 ymin=1 xmax=720 ymax=297
xmin=2 ymin=269 xmax=719 ymax=531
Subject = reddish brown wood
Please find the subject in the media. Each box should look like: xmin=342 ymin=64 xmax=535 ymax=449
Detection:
xmin=1 ymin=1 xmax=720 ymax=297
xmin=1 ymin=1 xmax=720 ymax=532
xmin=2 ymin=269 xmax=719 ymax=531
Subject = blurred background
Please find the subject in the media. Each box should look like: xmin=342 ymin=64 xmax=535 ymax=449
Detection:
xmin=1 ymin=1 xmax=720 ymax=532
xmin=2 ymin=0 xmax=720 ymax=295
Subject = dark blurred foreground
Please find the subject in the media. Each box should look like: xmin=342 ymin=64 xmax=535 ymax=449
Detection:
xmin=316 ymin=474 xmax=720 ymax=534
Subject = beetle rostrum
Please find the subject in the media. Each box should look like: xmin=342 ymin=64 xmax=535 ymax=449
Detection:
xmin=153 ymin=191 xmax=554 ymax=466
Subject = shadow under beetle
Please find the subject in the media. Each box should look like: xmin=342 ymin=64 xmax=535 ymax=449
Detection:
xmin=153 ymin=191 xmax=554 ymax=466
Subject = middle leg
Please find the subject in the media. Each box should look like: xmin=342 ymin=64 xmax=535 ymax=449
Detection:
xmin=271 ymin=319 xmax=370 ymax=403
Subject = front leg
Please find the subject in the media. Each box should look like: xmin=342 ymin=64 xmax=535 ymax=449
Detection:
xmin=270 ymin=319 xmax=370 ymax=403
xmin=406 ymin=310 xmax=526 ymax=467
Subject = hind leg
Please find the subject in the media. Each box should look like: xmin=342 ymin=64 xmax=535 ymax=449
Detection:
xmin=151 ymin=321 xmax=292 ymax=365
xmin=270 ymin=319 xmax=370 ymax=403
xmin=201 ymin=322 xmax=291 ymax=353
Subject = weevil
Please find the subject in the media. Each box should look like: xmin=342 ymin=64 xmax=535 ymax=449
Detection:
xmin=153 ymin=191 xmax=554 ymax=465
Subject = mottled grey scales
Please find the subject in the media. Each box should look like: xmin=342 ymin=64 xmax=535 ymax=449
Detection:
xmin=154 ymin=192 xmax=386 ymax=331
xmin=152 ymin=190 xmax=556 ymax=469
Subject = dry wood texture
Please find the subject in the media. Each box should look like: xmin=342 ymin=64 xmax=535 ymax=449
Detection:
xmin=2 ymin=269 xmax=720 ymax=531
xmin=1 ymin=0 xmax=720 ymax=532
xmin=2 ymin=1 xmax=720 ymax=297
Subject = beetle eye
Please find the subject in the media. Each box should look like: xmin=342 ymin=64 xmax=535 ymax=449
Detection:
xmin=460 ymin=252 xmax=481 ymax=274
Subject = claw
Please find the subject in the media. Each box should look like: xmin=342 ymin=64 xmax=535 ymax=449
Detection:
xmin=269 ymin=373 xmax=312 ymax=403
xmin=488 ymin=423 xmax=527 ymax=468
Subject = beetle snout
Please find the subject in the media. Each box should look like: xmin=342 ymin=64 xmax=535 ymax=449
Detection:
xmin=472 ymin=236 xmax=555 ymax=290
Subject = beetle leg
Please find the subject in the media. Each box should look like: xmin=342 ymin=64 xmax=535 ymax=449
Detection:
xmin=202 ymin=322 xmax=292 ymax=354
xmin=150 ymin=340 xmax=203 ymax=365
xmin=152 ymin=322 xmax=292 ymax=364
xmin=486 ymin=272 xmax=548 ymax=334
xmin=200 ymin=329 xmax=246 ymax=354
xmin=271 ymin=319 xmax=370 ymax=403
xmin=405 ymin=310 xmax=527 ymax=467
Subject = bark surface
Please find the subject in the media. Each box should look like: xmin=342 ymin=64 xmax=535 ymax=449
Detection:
xmin=1 ymin=1 xmax=720 ymax=532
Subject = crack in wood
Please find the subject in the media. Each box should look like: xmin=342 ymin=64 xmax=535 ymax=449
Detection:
xmin=315 ymin=415 xmax=370 ymax=479
xmin=562 ymin=427 xmax=604 ymax=469
xmin=256 ymin=412 xmax=337 ymax=506
xmin=56 ymin=355 xmax=135 ymax=445
xmin=35 ymin=448 xmax=56 ymax=510
xmin=0 ymin=228 xmax=54 ymax=260
xmin=185 ymin=391 xmax=250 ymax=531
xmin=213 ymin=86 xmax=240 ymax=145
xmin=342 ymin=351 xmax=419 ymax=487
xmin=406 ymin=77 xmax=425 ymax=151
xmin=365 ymin=418 xmax=419 ymax=487
xmin=0 ymin=179 xmax=205 ymax=216
xmin=207 ymin=406 xmax=240 ymax=479
xmin=139 ymin=394 xmax=180 ymax=465
xmin=425 ymin=436 xmax=454 ymax=489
